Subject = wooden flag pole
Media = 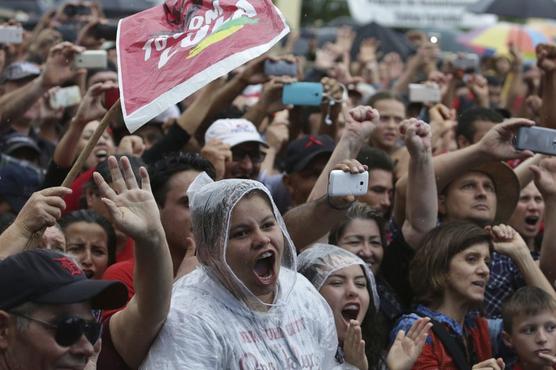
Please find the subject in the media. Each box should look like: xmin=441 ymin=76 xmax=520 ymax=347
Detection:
xmin=25 ymin=99 xmax=123 ymax=249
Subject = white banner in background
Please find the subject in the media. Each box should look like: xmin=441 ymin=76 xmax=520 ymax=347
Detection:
xmin=347 ymin=0 xmax=497 ymax=28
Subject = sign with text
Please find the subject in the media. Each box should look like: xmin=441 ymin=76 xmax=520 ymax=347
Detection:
xmin=117 ymin=0 xmax=289 ymax=132
xmin=347 ymin=0 xmax=496 ymax=29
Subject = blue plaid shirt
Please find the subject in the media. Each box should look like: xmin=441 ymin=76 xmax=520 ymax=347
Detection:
xmin=484 ymin=250 xmax=540 ymax=319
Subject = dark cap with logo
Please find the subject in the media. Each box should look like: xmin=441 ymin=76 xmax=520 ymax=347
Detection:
xmin=284 ymin=135 xmax=335 ymax=174
xmin=0 ymin=249 xmax=127 ymax=310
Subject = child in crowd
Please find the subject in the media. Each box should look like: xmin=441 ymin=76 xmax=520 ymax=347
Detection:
xmin=502 ymin=287 xmax=556 ymax=370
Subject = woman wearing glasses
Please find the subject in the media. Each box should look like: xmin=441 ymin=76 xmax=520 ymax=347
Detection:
xmin=141 ymin=174 xmax=338 ymax=369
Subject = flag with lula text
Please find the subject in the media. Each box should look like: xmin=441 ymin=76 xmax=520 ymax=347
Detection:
xmin=117 ymin=0 xmax=289 ymax=132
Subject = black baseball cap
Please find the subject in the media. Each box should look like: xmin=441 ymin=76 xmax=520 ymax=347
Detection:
xmin=0 ymin=249 xmax=127 ymax=311
xmin=284 ymin=135 xmax=335 ymax=174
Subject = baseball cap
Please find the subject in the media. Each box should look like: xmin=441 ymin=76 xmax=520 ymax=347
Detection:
xmin=284 ymin=135 xmax=335 ymax=174
xmin=1 ymin=133 xmax=41 ymax=157
xmin=0 ymin=160 xmax=42 ymax=213
xmin=205 ymin=118 xmax=268 ymax=148
xmin=0 ymin=249 xmax=127 ymax=311
xmin=0 ymin=62 xmax=41 ymax=84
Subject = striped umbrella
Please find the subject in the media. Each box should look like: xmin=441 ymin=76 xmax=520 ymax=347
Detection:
xmin=459 ymin=22 xmax=551 ymax=61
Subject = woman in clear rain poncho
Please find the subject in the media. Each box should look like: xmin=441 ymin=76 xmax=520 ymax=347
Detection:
xmin=140 ymin=174 xmax=338 ymax=369
xmin=297 ymin=243 xmax=431 ymax=370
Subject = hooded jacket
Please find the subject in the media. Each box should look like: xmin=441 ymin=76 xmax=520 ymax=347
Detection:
xmin=140 ymin=176 xmax=337 ymax=369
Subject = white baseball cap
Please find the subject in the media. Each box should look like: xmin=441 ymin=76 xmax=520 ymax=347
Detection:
xmin=204 ymin=119 xmax=268 ymax=148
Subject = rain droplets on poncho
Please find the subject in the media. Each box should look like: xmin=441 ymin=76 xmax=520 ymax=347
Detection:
xmin=140 ymin=174 xmax=338 ymax=369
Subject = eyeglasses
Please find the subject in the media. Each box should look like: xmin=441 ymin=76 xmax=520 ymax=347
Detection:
xmin=231 ymin=148 xmax=266 ymax=164
xmin=11 ymin=312 xmax=101 ymax=347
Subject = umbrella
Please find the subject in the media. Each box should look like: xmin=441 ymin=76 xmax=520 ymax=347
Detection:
xmin=468 ymin=0 xmax=556 ymax=20
xmin=350 ymin=22 xmax=415 ymax=61
xmin=459 ymin=22 xmax=551 ymax=61
xmin=528 ymin=19 xmax=556 ymax=42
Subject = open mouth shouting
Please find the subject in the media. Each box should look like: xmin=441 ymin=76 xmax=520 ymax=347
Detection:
xmin=253 ymin=250 xmax=278 ymax=286
xmin=341 ymin=303 xmax=361 ymax=324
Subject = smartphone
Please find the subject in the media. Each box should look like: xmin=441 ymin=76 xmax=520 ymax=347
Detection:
xmin=50 ymin=86 xmax=81 ymax=109
xmin=94 ymin=23 xmax=118 ymax=40
xmin=64 ymin=4 xmax=92 ymax=17
xmin=514 ymin=126 xmax=556 ymax=156
xmin=282 ymin=82 xmax=323 ymax=106
xmin=409 ymin=84 xmax=441 ymax=103
xmin=453 ymin=53 xmax=479 ymax=72
xmin=104 ymin=87 xmax=119 ymax=109
xmin=328 ymin=170 xmax=369 ymax=197
xmin=73 ymin=50 xmax=108 ymax=69
xmin=264 ymin=60 xmax=297 ymax=77
xmin=0 ymin=26 xmax=23 ymax=44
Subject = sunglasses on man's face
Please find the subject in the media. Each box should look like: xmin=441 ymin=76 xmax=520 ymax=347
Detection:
xmin=11 ymin=312 xmax=101 ymax=347
xmin=231 ymin=148 xmax=266 ymax=164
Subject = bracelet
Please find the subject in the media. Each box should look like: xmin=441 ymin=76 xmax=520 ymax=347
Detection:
xmin=326 ymin=194 xmax=354 ymax=211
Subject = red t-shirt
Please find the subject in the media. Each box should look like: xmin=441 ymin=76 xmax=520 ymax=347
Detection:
xmin=101 ymin=260 xmax=135 ymax=321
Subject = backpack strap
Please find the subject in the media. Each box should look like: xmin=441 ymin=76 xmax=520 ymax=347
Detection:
xmin=430 ymin=319 xmax=471 ymax=370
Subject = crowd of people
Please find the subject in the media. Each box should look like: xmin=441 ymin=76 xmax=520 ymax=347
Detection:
xmin=1 ymin=1 xmax=556 ymax=369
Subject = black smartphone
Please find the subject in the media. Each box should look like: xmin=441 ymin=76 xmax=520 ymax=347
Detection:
xmin=515 ymin=126 xmax=556 ymax=155
xmin=94 ymin=23 xmax=117 ymax=40
xmin=64 ymin=4 xmax=92 ymax=17
xmin=264 ymin=60 xmax=297 ymax=77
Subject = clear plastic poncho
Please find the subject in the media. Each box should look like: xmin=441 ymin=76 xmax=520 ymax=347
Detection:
xmin=140 ymin=174 xmax=338 ymax=370
xmin=297 ymin=243 xmax=380 ymax=310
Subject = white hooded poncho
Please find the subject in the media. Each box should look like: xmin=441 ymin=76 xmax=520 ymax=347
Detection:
xmin=140 ymin=175 xmax=338 ymax=369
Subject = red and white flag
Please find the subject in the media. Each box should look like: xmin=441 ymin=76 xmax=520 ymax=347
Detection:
xmin=117 ymin=0 xmax=289 ymax=132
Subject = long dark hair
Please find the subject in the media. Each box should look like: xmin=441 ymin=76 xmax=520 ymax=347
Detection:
xmin=360 ymin=266 xmax=388 ymax=370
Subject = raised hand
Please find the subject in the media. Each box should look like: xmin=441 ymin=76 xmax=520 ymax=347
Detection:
xmin=12 ymin=187 xmax=71 ymax=237
xmin=73 ymin=81 xmax=118 ymax=126
xmin=41 ymin=42 xmax=85 ymax=89
xmin=200 ymin=139 xmax=232 ymax=180
xmin=343 ymin=320 xmax=368 ymax=370
xmin=386 ymin=317 xmax=432 ymax=370
xmin=93 ymin=156 xmax=163 ymax=243
xmin=536 ymin=43 xmax=556 ymax=73
xmin=400 ymin=118 xmax=432 ymax=157
xmin=343 ymin=105 xmax=380 ymax=142
xmin=117 ymin=135 xmax=145 ymax=157
xmin=531 ymin=157 xmax=556 ymax=201
xmin=477 ymin=118 xmax=535 ymax=161
xmin=486 ymin=224 xmax=528 ymax=258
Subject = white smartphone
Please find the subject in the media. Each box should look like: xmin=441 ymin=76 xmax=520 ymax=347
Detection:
xmin=73 ymin=50 xmax=107 ymax=69
xmin=328 ymin=170 xmax=369 ymax=197
xmin=50 ymin=86 xmax=82 ymax=109
xmin=409 ymin=84 xmax=441 ymax=103
xmin=0 ymin=26 xmax=23 ymax=44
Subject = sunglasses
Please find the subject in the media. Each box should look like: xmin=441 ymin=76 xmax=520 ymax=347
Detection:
xmin=231 ymin=148 xmax=266 ymax=164
xmin=11 ymin=312 xmax=101 ymax=347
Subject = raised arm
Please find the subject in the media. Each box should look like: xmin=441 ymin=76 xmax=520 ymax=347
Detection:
xmin=489 ymin=224 xmax=556 ymax=299
xmin=53 ymin=81 xmax=117 ymax=168
xmin=531 ymin=157 xmax=556 ymax=287
xmin=393 ymin=118 xmax=536 ymax=224
xmin=93 ymin=156 xmax=172 ymax=368
xmin=0 ymin=42 xmax=83 ymax=128
xmin=536 ymin=44 xmax=556 ymax=128
xmin=0 ymin=187 xmax=71 ymax=258
xmin=399 ymin=119 xmax=437 ymax=248
xmin=307 ymin=105 xmax=378 ymax=202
